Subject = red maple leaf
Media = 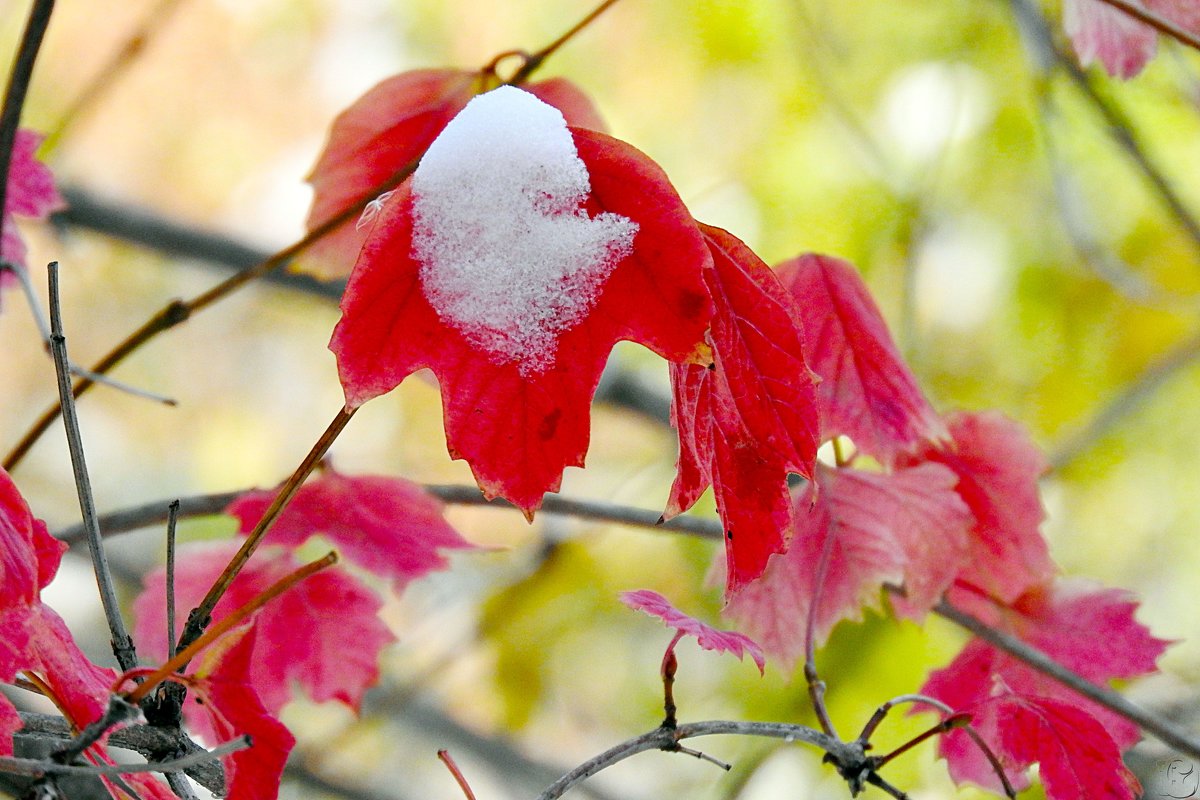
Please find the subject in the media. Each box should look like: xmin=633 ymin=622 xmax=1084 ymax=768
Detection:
xmin=919 ymin=579 xmax=1168 ymax=798
xmin=775 ymin=253 xmax=945 ymax=463
xmin=1064 ymin=0 xmax=1200 ymax=78
xmin=1 ymin=129 xmax=65 ymax=289
xmin=298 ymin=69 xmax=606 ymax=280
xmin=134 ymin=542 xmax=395 ymax=717
xmin=185 ymin=626 xmax=295 ymax=800
xmin=620 ymin=589 xmax=765 ymax=673
xmin=226 ymin=467 xmax=474 ymax=590
xmin=331 ymin=86 xmax=713 ymax=514
xmin=898 ymin=411 xmax=1054 ymax=604
xmin=723 ymin=461 xmax=972 ymax=665
xmin=666 ymin=225 xmax=819 ymax=593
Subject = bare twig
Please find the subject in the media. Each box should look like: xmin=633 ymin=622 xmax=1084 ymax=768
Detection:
xmin=535 ymin=720 xmax=837 ymax=800
xmin=509 ymin=0 xmax=622 ymax=83
xmin=436 ymin=751 xmax=477 ymax=800
xmin=16 ymin=711 xmax=225 ymax=795
xmin=0 ymin=261 xmax=177 ymax=403
xmin=0 ymin=0 xmax=55 ymax=225
xmin=46 ymin=262 xmax=138 ymax=673
xmin=0 ymin=736 xmax=248 ymax=779
xmin=165 ymin=500 xmax=180 ymax=659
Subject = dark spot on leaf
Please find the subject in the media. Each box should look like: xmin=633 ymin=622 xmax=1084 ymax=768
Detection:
xmin=539 ymin=409 xmax=562 ymax=441
xmin=726 ymin=529 xmax=733 ymax=541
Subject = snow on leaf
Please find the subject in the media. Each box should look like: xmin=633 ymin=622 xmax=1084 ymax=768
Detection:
xmin=920 ymin=579 xmax=1167 ymax=797
xmin=620 ymin=589 xmax=765 ymax=673
xmin=188 ymin=625 xmax=295 ymax=800
xmin=226 ymin=467 xmax=474 ymax=590
xmin=297 ymin=70 xmax=607 ymax=280
xmin=898 ymin=411 xmax=1053 ymax=604
xmin=134 ymin=542 xmax=394 ymax=716
xmin=330 ymin=87 xmax=713 ymax=514
xmin=1 ymin=129 xmax=65 ymax=277
xmin=1064 ymin=0 xmax=1200 ymax=79
xmin=411 ymin=86 xmax=639 ymax=374
xmin=666 ymin=226 xmax=819 ymax=593
xmin=724 ymin=461 xmax=971 ymax=666
xmin=775 ymin=253 xmax=945 ymax=463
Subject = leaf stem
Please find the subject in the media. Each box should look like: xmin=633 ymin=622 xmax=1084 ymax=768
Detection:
xmin=124 ymin=551 xmax=337 ymax=705
xmin=176 ymin=406 xmax=355 ymax=653
xmin=510 ymin=0 xmax=622 ymax=84
xmin=47 ymin=262 xmax=138 ymax=672
xmin=437 ymin=750 xmax=478 ymax=800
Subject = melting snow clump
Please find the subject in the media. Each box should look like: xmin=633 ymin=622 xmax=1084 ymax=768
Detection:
xmin=411 ymin=85 xmax=638 ymax=375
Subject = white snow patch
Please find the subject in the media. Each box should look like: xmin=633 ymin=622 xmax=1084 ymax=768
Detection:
xmin=411 ymin=85 xmax=638 ymax=375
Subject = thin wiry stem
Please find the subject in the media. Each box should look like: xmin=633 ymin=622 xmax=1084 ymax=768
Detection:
xmin=165 ymin=499 xmax=180 ymax=660
xmin=0 ymin=0 xmax=55 ymax=225
xmin=0 ymin=736 xmax=248 ymax=779
xmin=509 ymin=0 xmax=622 ymax=83
xmin=46 ymin=262 xmax=138 ymax=673
xmin=534 ymin=721 xmax=837 ymax=800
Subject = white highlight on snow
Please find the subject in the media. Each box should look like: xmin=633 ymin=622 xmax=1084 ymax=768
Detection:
xmin=411 ymin=85 xmax=638 ymax=375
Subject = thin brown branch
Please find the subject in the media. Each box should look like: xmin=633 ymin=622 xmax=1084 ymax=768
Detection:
xmin=125 ymin=551 xmax=338 ymax=705
xmin=1092 ymin=0 xmax=1200 ymax=53
xmin=47 ymin=262 xmax=138 ymax=673
xmin=0 ymin=735 xmax=247 ymax=779
xmin=176 ymin=407 xmax=354 ymax=652
xmin=509 ymin=0 xmax=622 ymax=83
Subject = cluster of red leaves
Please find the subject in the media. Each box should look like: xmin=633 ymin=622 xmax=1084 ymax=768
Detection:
xmin=309 ymin=66 xmax=1168 ymax=800
xmin=1064 ymin=0 xmax=1200 ymax=78
xmin=133 ymin=467 xmax=474 ymax=734
xmin=1 ymin=467 xmax=175 ymax=800
xmin=0 ymin=129 xmax=64 ymax=305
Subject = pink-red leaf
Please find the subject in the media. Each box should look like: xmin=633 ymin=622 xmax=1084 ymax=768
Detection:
xmin=188 ymin=626 xmax=295 ymax=800
xmin=226 ymin=467 xmax=473 ymax=590
xmin=620 ymin=589 xmax=765 ymax=673
xmin=666 ymin=226 xmax=819 ymax=593
xmin=920 ymin=579 xmax=1167 ymax=797
xmin=724 ymin=462 xmax=971 ymax=665
xmin=0 ymin=466 xmax=65 ymax=608
xmin=1064 ymin=0 xmax=1200 ymax=78
xmin=133 ymin=543 xmax=394 ymax=716
xmin=898 ymin=411 xmax=1053 ymax=604
xmin=1 ymin=130 xmax=64 ymax=280
xmin=775 ymin=253 xmax=945 ymax=462
xmin=298 ymin=70 xmax=606 ymax=280
xmin=330 ymin=88 xmax=712 ymax=514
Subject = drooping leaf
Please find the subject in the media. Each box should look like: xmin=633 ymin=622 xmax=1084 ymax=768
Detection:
xmin=920 ymin=579 xmax=1168 ymax=797
xmin=1063 ymin=0 xmax=1200 ymax=78
xmin=0 ymin=466 xmax=65 ymax=608
xmin=0 ymin=129 xmax=65 ymax=283
xmin=724 ymin=461 xmax=972 ymax=666
xmin=775 ymin=253 xmax=945 ymax=463
xmin=187 ymin=626 xmax=295 ymax=800
xmin=133 ymin=542 xmax=394 ymax=716
xmin=620 ymin=589 xmax=765 ymax=673
xmin=298 ymin=70 xmax=606 ymax=280
xmin=665 ymin=226 xmax=819 ymax=593
xmin=331 ymin=86 xmax=712 ymax=513
xmin=898 ymin=411 xmax=1053 ymax=604
xmin=226 ymin=467 xmax=474 ymax=590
